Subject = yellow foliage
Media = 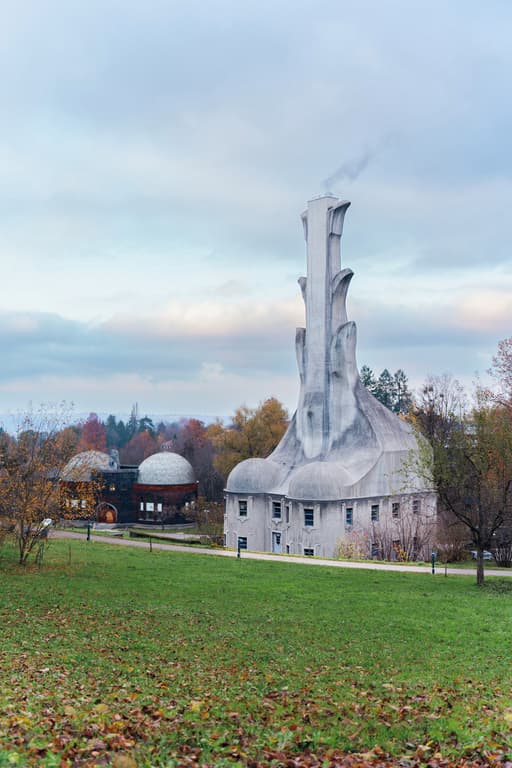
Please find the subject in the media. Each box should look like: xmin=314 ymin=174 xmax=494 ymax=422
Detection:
xmin=208 ymin=398 xmax=289 ymax=480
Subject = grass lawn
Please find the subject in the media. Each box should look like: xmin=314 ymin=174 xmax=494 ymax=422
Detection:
xmin=0 ymin=541 xmax=511 ymax=767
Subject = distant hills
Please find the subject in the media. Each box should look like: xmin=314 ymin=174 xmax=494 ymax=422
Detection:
xmin=0 ymin=411 xmax=222 ymax=434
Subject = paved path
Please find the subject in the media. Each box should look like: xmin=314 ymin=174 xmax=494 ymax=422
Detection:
xmin=51 ymin=530 xmax=512 ymax=578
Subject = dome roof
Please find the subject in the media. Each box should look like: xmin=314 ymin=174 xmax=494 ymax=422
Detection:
xmin=288 ymin=461 xmax=352 ymax=501
xmin=226 ymin=458 xmax=285 ymax=494
xmin=137 ymin=452 xmax=195 ymax=486
xmin=61 ymin=450 xmax=116 ymax=482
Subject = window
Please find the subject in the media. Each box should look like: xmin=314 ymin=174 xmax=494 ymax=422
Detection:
xmin=285 ymin=505 xmax=290 ymax=523
xmin=371 ymin=542 xmax=380 ymax=558
xmin=157 ymin=502 xmax=163 ymax=513
xmin=71 ymin=499 xmax=79 ymax=508
xmin=371 ymin=504 xmax=380 ymax=522
xmin=392 ymin=539 xmax=401 ymax=551
xmin=238 ymin=500 xmax=247 ymax=517
xmin=237 ymin=536 xmax=247 ymax=550
xmin=139 ymin=498 xmax=144 ymax=511
xmin=146 ymin=502 xmax=154 ymax=512
xmin=392 ymin=502 xmax=400 ymax=518
xmin=109 ymin=483 xmax=116 ymax=492
xmin=80 ymin=500 xmax=87 ymax=509
xmin=303 ymin=548 xmax=314 ymax=557
xmin=272 ymin=501 xmax=282 ymax=519
xmin=412 ymin=498 xmax=421 ymax=515
xmin=345 ymin=507 xmax=353 ymax=526
xmin=304 ymin=508 xmax=314 ymax=527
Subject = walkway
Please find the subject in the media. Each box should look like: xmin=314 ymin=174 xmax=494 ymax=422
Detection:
xmin=51 ymin=531 xmax=512 ymax=578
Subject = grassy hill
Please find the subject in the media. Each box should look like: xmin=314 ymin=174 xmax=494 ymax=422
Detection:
xmin=0 ymin=540 xmax=511 ymax=766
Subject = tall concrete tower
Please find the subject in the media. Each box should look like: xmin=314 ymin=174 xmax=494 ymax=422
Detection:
xmin=224 ymin=197 xmax=435 ymax=558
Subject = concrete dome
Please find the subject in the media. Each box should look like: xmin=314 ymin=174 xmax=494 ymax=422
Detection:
xmin=288 ymin=461 xmax=352 ymax=501
xmin=137 ymin=452 xmax=195 ymax=486
xmin=226 ymin=458 xmax=285 ymax=494
xmin=61 ymin=450 xmax=116 ymax=482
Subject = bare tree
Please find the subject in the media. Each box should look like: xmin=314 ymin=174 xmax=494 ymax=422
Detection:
xmin=410 ymin=376 xmax=512 ymax=585
xmin=435 ymin=508 xmax=470 ymax=563
xmin=489 ymin=337 xmax=512 ymax=402
xmin=367 ymin=503 xmax=436 ymax=562
xmin=0 ymin=406 xmax=100 ymax=565
xmin=334 ymin=502 xmax=435 ymax=563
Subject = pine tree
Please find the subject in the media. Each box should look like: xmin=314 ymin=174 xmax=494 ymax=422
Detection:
xmin=359 ymin=364 xmax=377 ymax=395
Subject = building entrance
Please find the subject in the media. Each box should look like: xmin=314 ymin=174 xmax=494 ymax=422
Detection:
xmin=96 ymin=503 xmax=118 ymax=524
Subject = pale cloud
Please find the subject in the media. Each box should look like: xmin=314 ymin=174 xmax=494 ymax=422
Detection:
xmin=105 ymin=296 xmax=304 ymax=339
xmin=0 ymin=0 xmax=511 ymax=415
xmin=456 ymin=291 xmax=512 ymax=332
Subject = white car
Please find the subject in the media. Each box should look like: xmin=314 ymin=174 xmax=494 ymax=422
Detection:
xmin=470 ymin=550 xmax=493 ymax=560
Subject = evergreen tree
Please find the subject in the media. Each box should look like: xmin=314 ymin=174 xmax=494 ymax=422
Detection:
xmin=359 ymin=364 xmax=377 ymax=395
xmin=393 ymin=369 xmax=412 ymax=415
xmin=374 ymin=369 xmax=395 ymax=409
xmin=360 ymin=364 xmax=412 ymax=415
xmin=138 ymin=415 xmax=155 ymax=438
xmin=127 ymin=404 xmax=139 ymax=441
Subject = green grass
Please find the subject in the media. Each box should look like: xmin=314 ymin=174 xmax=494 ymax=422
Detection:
xmin=0 ymin=540 xmax=511 ymax=767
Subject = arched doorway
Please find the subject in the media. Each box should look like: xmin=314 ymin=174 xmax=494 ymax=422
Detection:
xmin=96 ymin=502 xmax=118 ymax=524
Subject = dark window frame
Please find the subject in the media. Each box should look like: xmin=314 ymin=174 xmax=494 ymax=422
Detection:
xmin=272 ymin=501 xmax=282 ymax=519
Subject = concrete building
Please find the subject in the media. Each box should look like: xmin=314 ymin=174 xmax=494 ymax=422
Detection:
xmin=224 ymin=196 xmax=436 ymax=559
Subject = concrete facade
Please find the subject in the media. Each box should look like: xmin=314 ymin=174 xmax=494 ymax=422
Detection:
xmin=224 ymin=196 xmax=436 ymax=559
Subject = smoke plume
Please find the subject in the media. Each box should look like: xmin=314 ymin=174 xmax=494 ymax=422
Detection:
xmin=323 ymin=137 xmax=393 ymax=193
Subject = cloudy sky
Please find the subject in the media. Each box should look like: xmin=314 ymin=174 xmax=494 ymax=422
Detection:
xmin=1 ymin=0 xmax=511 ymax=421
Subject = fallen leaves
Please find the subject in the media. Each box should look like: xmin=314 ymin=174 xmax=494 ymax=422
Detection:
xmin=1 ymin=541 xmax=512 ymax=767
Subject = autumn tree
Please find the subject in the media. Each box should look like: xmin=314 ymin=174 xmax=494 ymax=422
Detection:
xmin=77 ymin=412 xmax=107 ymax=453
xmin=187 ymin=496 xmax=224 ymax=539
xmin=209 ymin=397 xmax=289 ymax=481
xmin=173 ymin=419 xmax=224 ymax=501
xmin=0 ymin=406 xmax=100 ymax=565
xmin=411 ymin=376 xmax=512 ymax=585
xmin=120 ymin=430 xmax=158 ymax=465
xmin=0 ymin=429 xmax=15 ymax=549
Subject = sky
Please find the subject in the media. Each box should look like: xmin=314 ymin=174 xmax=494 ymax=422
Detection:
xmin=1 ymin=0 xmax=511 ymax=422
